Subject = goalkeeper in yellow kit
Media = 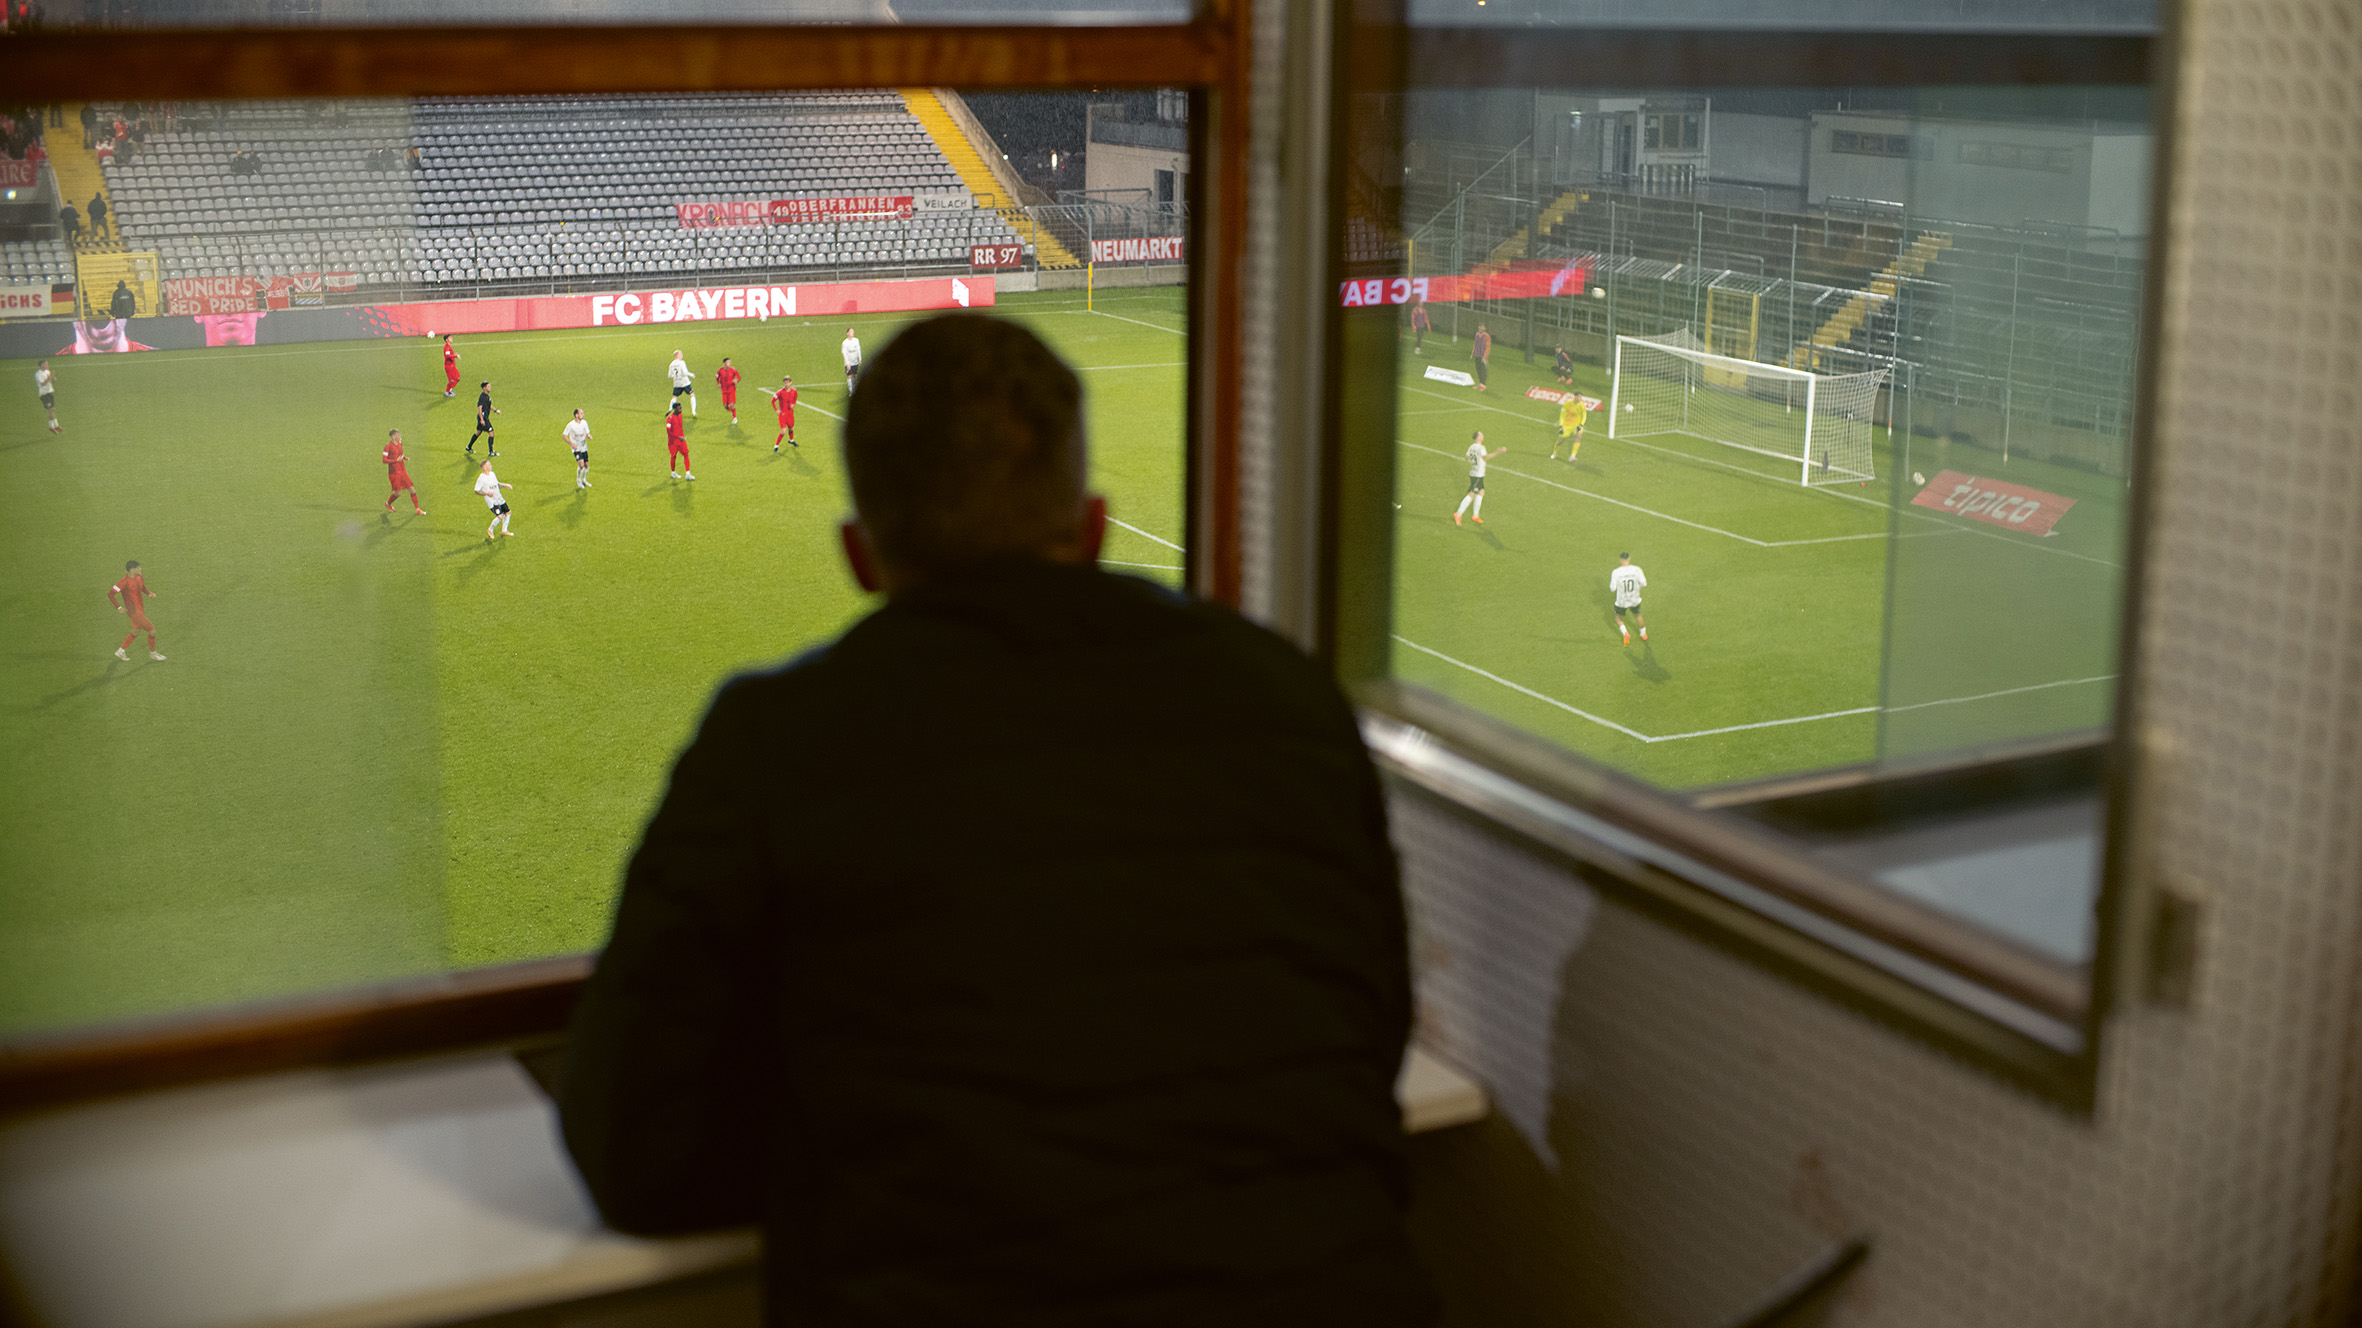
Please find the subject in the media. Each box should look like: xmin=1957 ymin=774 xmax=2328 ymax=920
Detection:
xmin=1549 ymin=393 xmax=1588 ymax=462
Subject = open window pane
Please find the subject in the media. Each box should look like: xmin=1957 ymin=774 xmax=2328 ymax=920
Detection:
xmin=0 ymin=89 xmax=1190 ymax=1040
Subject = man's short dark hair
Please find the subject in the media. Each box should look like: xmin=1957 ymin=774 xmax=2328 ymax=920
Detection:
xmin=125 ymin=559 xmax=139 ymax=570
xmin=843 ymin=314 xmax=1084 ymax=575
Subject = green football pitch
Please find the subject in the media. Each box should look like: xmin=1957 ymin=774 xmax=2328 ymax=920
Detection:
xmin=0 ymin=287 xmax=1188 ymax=1037
xmin=1386 ymin=332 xmax=2129 ymax=791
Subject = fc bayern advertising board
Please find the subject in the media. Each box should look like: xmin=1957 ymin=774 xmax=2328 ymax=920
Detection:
xmin=1908 ymin=469 xmax=2077 ymax=536
xmin=0 ymin=274 xmax=993 ymax=358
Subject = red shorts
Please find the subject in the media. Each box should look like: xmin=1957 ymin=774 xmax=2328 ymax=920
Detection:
xmin=388 ymin=467 xmax=413 ymax=490
xmin=445 ymin=366 xmax=459 ymax=382
xmin=720 ymin=390 xmax=736 ymax=406
xmin=668 ymin=441 xmax=690 ymax=457
xmin=777 ymin=410 xmax=794 ymax=427
xmin=126 ymin=612 xmax=153 ymax=632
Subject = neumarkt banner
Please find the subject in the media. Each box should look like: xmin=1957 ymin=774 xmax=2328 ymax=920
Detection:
xmin=77 ymin=251 xmax=161 ymax=320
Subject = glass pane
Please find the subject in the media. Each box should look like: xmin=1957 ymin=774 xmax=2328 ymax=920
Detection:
xmin=1362 ymin=83 xmax=2146 ymax=961
xmin=24 ymin=0 xmax=1192 ymax=28
xmin=1406 ymin=0 xmax=2157 ymax=33
xmin=0 ymin=89 xmax=1189 ymax=1038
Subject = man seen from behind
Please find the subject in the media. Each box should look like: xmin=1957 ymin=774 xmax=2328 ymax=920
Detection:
xmin=562 ymin=313 xmax=1434 ymax=1327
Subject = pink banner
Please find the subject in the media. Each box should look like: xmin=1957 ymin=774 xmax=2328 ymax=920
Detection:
xmin=1340 ymin=256 xmax=1598 ymax=308
xmin=162 ymin=275 xmax=258 ymax=315
xmin=359 ymin=274 xmax=993 ymax=337
xmin=675 ymin=199 xmax=777 ymax=229
xmin=676 ymin=196 xmax=918 ymax=228
xmin=1908 ymin=470 xmax=2077 ymax=536
xmin=1088 ymin=236 xmax=1185 ymax=265
xmin=0 ymin=159 xmax=35 ymax=188
xmin=766 ymin=195 xmax=915 ymax=224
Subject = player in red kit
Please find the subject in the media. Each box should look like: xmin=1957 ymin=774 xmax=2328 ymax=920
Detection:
xmin=109 ymin=560 xmax=165 ymax=661
xmin=382 ymin=428 xmax=425 ymax=514
xmin=765 ymin=374 xmax=797 ymax=452
xmin=666 ymin=400 xmax=694 ymax=480
xmin=715 ymin=357 xmax=742 ymax=424
xmin=442 ymin=335 xmax=459 ymax=397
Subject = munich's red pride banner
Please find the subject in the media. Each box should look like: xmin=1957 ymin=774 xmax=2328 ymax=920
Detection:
xmin=1908 ymin=469 xmax=2077 ymax=536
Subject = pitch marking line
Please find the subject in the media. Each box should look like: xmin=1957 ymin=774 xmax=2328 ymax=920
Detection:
xmin=1103 ymin=559 xmax=1185 ymax=571
xmin=1400 ymin=440 xmax=1886 ymax=548
xmin=1081 ymin=308 xmax=1186 ymax=336
xmin=1109 ymin=516 xmax=1184 ymax=551
xmin=1396 ymin=635 xmax=2115 ymax=744
xmin=1401 ymin=381 xmax=2122 ymax=569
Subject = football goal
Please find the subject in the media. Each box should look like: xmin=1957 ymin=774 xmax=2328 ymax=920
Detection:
xmin=1608 ymin=330 xmax=1887 ymax=486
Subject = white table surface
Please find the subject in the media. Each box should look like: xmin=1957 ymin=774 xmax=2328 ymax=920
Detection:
xmin=0 ymin=1045 xmax=1484 ymax=1328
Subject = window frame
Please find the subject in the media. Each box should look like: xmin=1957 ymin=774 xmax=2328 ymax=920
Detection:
xmin=0 ymin=13 xmax=1248 ymax=1113
xmin=1315 ymin=16 xmax=2173 ymax=1108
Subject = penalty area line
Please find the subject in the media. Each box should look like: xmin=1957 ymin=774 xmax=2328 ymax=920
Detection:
xmin=1108 ymin=516 xmax=1183 ymax=551
xmin=1395 ymin=634 xmax=2115 ymax=744
xmin=1103 ymin=559 xmax=1185 ymax=571
xmin=1399 ymin=440 xmax=1775 ymax=547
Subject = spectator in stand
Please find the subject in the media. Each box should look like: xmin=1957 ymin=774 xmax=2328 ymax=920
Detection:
xmin=93 ymin=140 xmax=113 ymax=166
xmin=405 ymin=145 xmax=422 ymax=171
xmin=110 ymin=280 xmax=137 ymax=321
xmin=78 ymin=103 xmax=96 ymax=149
xmin=48 ymin=104 xmax=64 ymax=129
xmin=57 ymin=202 xmax=79 ymax=248
xmin=87 ymin=194 xmax=108 ymax=237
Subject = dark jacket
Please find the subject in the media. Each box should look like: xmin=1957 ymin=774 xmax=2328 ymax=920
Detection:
xmin=562 ymin=563 xmax=1432 ymax=1327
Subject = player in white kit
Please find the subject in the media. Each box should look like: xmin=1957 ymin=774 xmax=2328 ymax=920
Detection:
xmin=563 ymin=408 xmax=594 ymax=489
xmin=1452 ymin=429 xmax=1505 ymax=526
xmin=476 ymin=460 xmax=516 ymax=541
xmin=1610 ymin=552 xmax=1648 ymax=645
xmin=34 ymin=360 xmax=59 ymax=433
xmin=841 ymin=327 xmax=863 ymax=393
xmin=668 ymin=350 xmax=697 ymax=418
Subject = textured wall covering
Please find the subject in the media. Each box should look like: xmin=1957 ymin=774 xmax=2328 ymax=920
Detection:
xmin=1381 ymin=0 xmax=2362 ymax=1323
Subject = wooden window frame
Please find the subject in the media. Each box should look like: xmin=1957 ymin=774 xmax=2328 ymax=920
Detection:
xmin=0 ymin=12 xmax=1251 ymax=1115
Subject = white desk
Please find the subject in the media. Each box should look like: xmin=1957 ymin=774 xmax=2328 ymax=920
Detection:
xmin=0 ymin=1047 xmax=1484 ymax=1328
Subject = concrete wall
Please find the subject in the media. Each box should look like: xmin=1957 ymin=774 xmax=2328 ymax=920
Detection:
xmin=1084 ymin=140 xmax=1190 ymax=208
xmin=2086 ymin=133 xmax=2153 ymax=239
xmin=1710 ymin=112 xmax=1812 ymax=192
xmin=1806 ymin=112 xmax=2152 ymax=238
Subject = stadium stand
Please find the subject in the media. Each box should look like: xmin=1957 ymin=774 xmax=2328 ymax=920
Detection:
xmin=0 ymin=237 xmax=75 ymax=287
xmin=95 ymin=93 xmax=1035 ymax=297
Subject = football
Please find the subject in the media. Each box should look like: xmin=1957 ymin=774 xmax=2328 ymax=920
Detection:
xmin=1913 ymin=471 xmax=1926 ymax=485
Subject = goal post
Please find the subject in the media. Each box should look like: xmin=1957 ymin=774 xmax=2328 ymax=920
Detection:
xmin=1608 ymin=330 xmax=1887 ymax=486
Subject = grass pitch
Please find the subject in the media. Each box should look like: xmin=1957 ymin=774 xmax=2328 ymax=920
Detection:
xmin=0 ymin=287 xmax=1187 ymax=1036
xmin=1388 ymin=330 xmax=2127 ymax=791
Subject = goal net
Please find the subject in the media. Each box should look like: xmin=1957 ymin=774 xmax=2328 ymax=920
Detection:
xmin=1608 ymin=330 xmax=1886 ymax=486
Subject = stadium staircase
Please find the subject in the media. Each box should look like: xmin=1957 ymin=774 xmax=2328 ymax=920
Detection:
xmin=51 ymin=105 xmax=122 ymax=257
xmin=1789 ymin=230 xmax=1951 ymax=369
xmin=900 ymin=88 xmax=1081 ymax=270
xmin=1477 ymin=189 xmax=1585 ymax=272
